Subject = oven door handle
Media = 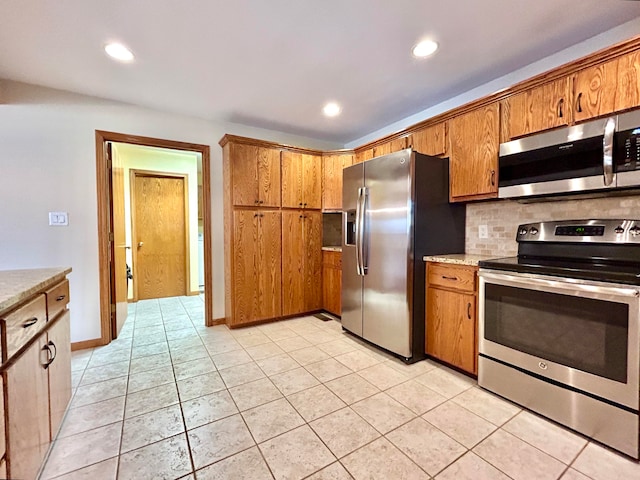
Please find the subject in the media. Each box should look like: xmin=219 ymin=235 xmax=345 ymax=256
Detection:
xmin=479 ymin=270 xmax=640 ymax=298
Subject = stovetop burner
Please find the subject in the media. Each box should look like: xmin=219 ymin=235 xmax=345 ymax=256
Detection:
xmin=478 ymin=219 xmax=640 ymax=285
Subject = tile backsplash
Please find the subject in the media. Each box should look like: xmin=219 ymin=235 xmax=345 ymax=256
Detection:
xmin=323 ymin=212 xmax=342 ymax=246
xmin=466 ymin=193 xmax=640 ymax=256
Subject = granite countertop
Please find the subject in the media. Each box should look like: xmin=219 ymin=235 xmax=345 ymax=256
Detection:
xmin=0 ymin=268 xmax=72 ymax=313
xmin=423 ymin=254 xmax=497 ymax=266
xmin=322 ymin=246 xmax=342 ymax=252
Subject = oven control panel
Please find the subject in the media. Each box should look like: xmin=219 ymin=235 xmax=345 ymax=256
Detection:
xmin=516 ymin=219 xmax=640 ymax=243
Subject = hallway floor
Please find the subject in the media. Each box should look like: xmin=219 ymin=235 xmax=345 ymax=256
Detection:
xmin=41 ymin=297 xmax=639 ymax=479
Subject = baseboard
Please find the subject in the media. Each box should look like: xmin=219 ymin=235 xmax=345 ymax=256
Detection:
xmin=206 ymin=317 xmax=226 ymax=327
xmin=227 ymin=310 xmax=324 ymax=329
xmin=188 ymin=290 xmax=201 ymax=296
xmin=71 ymin=338 xmax=105 ymax=351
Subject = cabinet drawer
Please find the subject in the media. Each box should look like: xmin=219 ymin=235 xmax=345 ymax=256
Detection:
xmin=2 ymin=294 xmax=47 ymax=361
xmin=46 ymin=279 xmax=70 ymax=320
xmin=427 ymin=263 xmax=476 ymax=293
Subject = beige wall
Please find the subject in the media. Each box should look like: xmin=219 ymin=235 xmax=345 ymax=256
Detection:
xmin=466 ymin=193 xmax=640 ymax=256
xmin=113 ymin=143 xmax=200 ymax=298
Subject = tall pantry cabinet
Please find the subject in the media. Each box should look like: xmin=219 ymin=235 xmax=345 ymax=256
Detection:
xmin=221 ymin=135 xmax=322 ymax=327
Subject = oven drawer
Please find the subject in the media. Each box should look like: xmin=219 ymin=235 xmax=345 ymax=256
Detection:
xmin=1 ymin=294 xmax=47 ymax=361
xmin=45 ymin=279 xmax=70 ymax=320
xmin=428 ymin=263 xmax=476 ymax=293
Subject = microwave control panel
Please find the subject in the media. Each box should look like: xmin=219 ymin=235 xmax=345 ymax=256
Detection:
xmin=615 ymin=127 xmax=640 ymax=172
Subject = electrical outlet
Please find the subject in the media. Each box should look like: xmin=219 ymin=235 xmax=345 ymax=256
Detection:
xmin=479 ymin=224 xmax=488 ymax=239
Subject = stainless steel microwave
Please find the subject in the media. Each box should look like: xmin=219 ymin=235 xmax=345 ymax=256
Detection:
xmin=498 ymin=109 xmax=640 ymax=199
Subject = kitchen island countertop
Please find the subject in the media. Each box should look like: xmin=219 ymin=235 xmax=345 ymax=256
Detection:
xmin=0 ymin=267 xmax=72 ymax=313
xmin=322 ymin=246 xmax=342 ymax=252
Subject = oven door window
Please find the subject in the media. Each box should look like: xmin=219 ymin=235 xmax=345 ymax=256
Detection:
xmin=484 ymin=284 xmax=629 ymax=383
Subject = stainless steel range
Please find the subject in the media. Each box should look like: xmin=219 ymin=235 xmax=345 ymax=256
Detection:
xmin=478 ymin=219 xmax=640 ymax=458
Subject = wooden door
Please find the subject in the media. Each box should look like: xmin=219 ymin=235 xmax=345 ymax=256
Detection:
xmin=616 ymin=51 xmax=640 ymax=113
xmin=322 ymin=153 xmax=353 ymax=211
xmin=257 ymin=211 xmax=282 ymax=321
xmin=232 ymin=210 xmax=261 ymax=325
xmin=281 ymin=211 xmax=305 ymax=316
xmin=109 ymin=144 xmax=128 ymax=337
xmin=47 ymin=312 xmax=72 ymax=440
xmin=302 ymin=154 xmax=322 ymax=209
xmin=573 ymin=58 xmax=619 ymax=122
xmin=426 ymin=288 xmax=476 ymax=374
xmin=257 ymin=147 xmax=281 ymax=207
xmin=410 ymin=123 xmax=446 ymax=156
xmin=231 ymin=143 xmax=259 ymax=206
xmin=281 ymin=151 xmax=304 ymax=208
xmin=5 ymin=336 xmax=50 ymax=480
xmin=449 ymin=104 xmax=499 ymax=201
xmin=304 ymin=211 xmax=323 ymax=311
xmin=132 ymin=172 xmax=188 ymax=300
xmin=507 ymin=78 xmax=571 ymax=139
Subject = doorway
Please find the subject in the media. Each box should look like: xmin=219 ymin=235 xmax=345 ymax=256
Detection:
xmin=96 ymin=131 xmax=213 ymax=346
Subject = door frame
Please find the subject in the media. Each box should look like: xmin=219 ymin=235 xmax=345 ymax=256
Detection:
xmin=96 ymin=130 xmax=213 ymax=346
xmin=130 ymin=169 xmax=190 ymax=302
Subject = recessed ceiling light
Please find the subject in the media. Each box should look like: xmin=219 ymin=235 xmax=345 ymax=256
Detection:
xmin=412 ymin=40 xmax=438 ymax=58
xmin=323 ymin=102 xmax=341 ymax=117
xmin=104 ymin=42 xmax=135 ymax=62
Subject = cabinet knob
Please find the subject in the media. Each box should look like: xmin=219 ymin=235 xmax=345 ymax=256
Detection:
xmin=138 ymin=242 xmax=144 ymax=248
xmin=56 ymin=294 xmax=66 ymax=302
xmin=576 ymin=92 xmax=583 ymax=113
xmin=442 ymin=276 xmax=458 ymax=281
xmin=557 ymin=98 xmax=564 ymax=118
xmin=299 ymin=202 xmax=303 ymax=206
xmin=490 ymin=170 xmax=496 ymax=187
xmin=22 ymin=317 xmax=38 ymax=328
xmin=467 ymin=303 xmax=472 ymax=319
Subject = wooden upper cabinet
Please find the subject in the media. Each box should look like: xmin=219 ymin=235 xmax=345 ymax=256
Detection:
xmin=617 ymin=50 xmax=640 ymax=113
xmin=410 ymin=123 xmax=446 ymax=156
xmin=231 ymin=143 xmax=281 ymax=207
xmin=354 ymin=148 xmax=373 ymax=164
xmin=322 ymin=153 xmax=353 ymax=211
xmin=373 ymin=137 xmax=407 ymax=157
xmin=573 ymin=57 xmax=620 ymax=123
xmin=449 ymin=103 xmax=500 ymax=201
xmin=506 ymin=77 xmax=571 ymax=139
xmin=282 ymin=151 xmax=322 ymax=209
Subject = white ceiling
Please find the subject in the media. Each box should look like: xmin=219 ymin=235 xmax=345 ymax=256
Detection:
xmin=1 ymin=1 xmax=639 ymax=144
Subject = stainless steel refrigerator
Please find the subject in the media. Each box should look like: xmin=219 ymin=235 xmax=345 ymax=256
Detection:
xmin=342 ymin=149 xmax=465 ymax=362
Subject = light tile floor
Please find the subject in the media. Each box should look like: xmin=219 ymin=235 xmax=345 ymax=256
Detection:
xmin=40 ymin=296 xmax=640 ymax=480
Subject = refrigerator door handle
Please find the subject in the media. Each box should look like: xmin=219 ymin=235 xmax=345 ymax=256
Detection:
xmin=358 ymin=186 xmax=368 ymax=274
xmin=355 ymin=187 xmax=363 ymax=276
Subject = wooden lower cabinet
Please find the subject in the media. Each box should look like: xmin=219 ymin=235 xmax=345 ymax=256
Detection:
xmin=322 ymin=251 xmax=341 ymax=316
xmin=425 ymin=262 xmax=478 ymax=375
xmin=5 ymin=335 xmax=50 ymax=480
xmin=48 ymin=311 xmax=72 ymax=439
xmin=282 ymin=211 xmax=322 ymax=316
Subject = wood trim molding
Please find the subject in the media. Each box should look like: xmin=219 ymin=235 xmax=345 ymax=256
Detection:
xmin=207 ymin=317 xmax=226 ymax=327
xmin=96 ymin=130 xmax=213 ymax=346
xmin=71 ymin=338 xmax=105 ymax=351
xmin=218 ymin=134 xmax=327 ymax=155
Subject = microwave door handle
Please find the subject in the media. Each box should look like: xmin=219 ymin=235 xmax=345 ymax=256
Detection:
xmin=359 ymin=187 xmax=368 ymax=274
xmin=603 ymin=116 xmax=616 ymax=186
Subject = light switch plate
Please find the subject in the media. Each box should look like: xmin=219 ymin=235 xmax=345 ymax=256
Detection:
xmin=49 ymin=212 xmax=69 ymax=226
xmin=479 ymin=224 xmax=488 ymax=239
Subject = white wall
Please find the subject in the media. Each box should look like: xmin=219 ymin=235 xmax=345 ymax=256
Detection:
xmin=0 ymin=79 xmax=340 ymax=343
xmin=113 ymin=143 xmax=200 ymax=298
xmin=345 ymin=18 xmax=640 ymax=148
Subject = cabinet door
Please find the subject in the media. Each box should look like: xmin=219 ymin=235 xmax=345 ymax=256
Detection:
xmin=322 ymin=252 xmax=342 ymax=316
xmin=426 ymin=288 xmax=476 ymax=374
xmin=232 ymin=210 xmax=261 ymax=325
xmin=6 ymin=336 xmax=50 ymax=480
xmin=616 ymin=50 xmax=640 ymax=113
xmin=258 ymin=211 xmax=283 ymax=321
xmin=48 ymin=311 xmax=72 ymax=440
xmin=304 ymin=211 xmax=323 ymax=311
xmin=281 ymin=211 xmax=305 ymax=316
xmin=322 ymin=154 xmax=353 ymax=211
xmin=507 ymin=78 xmax=571 ymax=139
xmin=354 ymin=148 xmax=373 ymax=164
xmin=258 ymin=147 xmax=282 ymax=207
xmin=374 ymin=137 xmax=407 ymax=157
xmin=573 ymin=58 xmax=619 ymax=122
xmin=281 ymin=151 xmax=304 ymax=208
xmin=302 ymin=154 xmax=322 ymax=209
xmin=449 ymin=104 xmax=499 ymax=201
xmin=410 ymin=123 xmax=446 ymax=156
xmin=231 ymin=143 xmax=259 ymax=207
